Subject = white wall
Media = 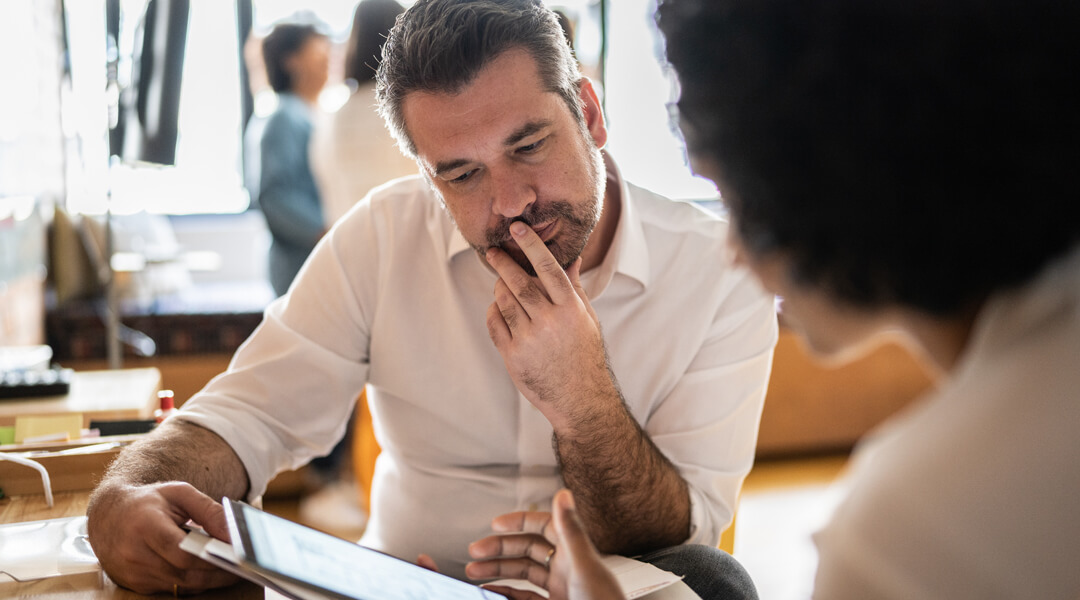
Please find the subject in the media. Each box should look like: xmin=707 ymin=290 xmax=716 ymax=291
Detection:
xmin=169 ymin=211 xmax=271 ymax=285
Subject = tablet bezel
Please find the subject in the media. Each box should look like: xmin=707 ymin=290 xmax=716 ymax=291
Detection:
xmin=221 ymin=497 xmax=503 ymax=600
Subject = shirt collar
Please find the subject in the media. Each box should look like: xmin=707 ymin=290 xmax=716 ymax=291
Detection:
xmin=446 ymin=152 xmax=651 ymax=293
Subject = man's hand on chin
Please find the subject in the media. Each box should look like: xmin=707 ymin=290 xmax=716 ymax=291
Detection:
xmin=484 ymin=221 xmax=621 ymax=431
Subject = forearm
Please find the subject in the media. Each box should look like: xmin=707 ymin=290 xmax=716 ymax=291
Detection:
xmin=481 ymin=225 xmax=692 ymax=554
xmin=92 ymin=420 xmax=249 ymax=501
xmin=555 ymin=389 xmax=691 ymax=556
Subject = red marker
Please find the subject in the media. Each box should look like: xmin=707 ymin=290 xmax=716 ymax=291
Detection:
xmin=155 ymin=389 xmax=178 ymax=423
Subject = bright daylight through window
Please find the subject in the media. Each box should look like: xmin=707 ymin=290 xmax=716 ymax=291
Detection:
xmin=62 ymin=0 xmax=715 ymax=217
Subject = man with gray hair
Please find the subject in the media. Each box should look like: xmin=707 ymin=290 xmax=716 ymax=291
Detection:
xmin=86 ymin=1 xmax=774 ymax=597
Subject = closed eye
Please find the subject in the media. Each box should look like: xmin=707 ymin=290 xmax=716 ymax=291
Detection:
xmin=517 ymin=137 xmax=547 ymax=154
xmin=449 ymin=169 xmax=478 ymax=183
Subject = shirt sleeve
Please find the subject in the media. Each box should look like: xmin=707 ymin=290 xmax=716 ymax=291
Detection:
xmin=176 ymin=203 xmax=378 ymax=500
xmin=646 ymin=266 xmax=778 ymax=546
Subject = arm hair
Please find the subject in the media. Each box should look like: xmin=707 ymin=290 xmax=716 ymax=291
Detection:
xmin=91 ymin=419 xmax=249 ymax=501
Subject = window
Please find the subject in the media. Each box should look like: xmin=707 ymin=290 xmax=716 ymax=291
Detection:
xmin=63 ymin=0 xmax=712 ymax=217
xmin=604 ymin=0 xmax=719 ymax=200
xmin=65 ymin=0 xmax=247 ymax=216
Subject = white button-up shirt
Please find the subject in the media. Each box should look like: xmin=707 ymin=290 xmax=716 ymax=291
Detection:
xmin=179 ymin=162 xmax=777 ymax=579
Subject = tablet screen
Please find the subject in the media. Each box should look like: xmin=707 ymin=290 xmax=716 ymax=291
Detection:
xmin=228 ymin=500 xmax=503 ymax=600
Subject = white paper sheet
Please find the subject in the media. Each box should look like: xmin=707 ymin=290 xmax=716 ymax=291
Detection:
xmin=486 ymin=554 xmax=685 ymax=599
xmin=0 ymin=516 xmax=100 ymax=582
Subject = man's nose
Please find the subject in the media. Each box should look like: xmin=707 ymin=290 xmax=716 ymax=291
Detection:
xmin=490 ymin=169 xmax=536 ymax=218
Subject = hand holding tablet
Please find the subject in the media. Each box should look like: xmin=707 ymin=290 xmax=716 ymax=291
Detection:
xmin=181 ymin=498 xmax=505 ymax=600
xmin=179 ymin=498 xmax=682 ymax=599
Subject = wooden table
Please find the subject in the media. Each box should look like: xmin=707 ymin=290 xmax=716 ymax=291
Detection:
xmin=0 ymin=491 xmax=262 ymax=599
xmin=0 ymin=368 xmax=265 ymax=598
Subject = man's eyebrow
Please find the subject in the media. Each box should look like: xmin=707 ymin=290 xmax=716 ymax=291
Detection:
xmin=433 ymin=158 xmax=471 ymax=177
xmin=504 ymin=120 xmax=553 ymax=147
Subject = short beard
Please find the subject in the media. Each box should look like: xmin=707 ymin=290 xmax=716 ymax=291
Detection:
xmin=478 ymin=198 xmax=598 ymax=276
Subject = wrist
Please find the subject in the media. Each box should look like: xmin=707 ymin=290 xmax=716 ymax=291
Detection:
xmin=548 ymin=385 xmax=631 ymax=439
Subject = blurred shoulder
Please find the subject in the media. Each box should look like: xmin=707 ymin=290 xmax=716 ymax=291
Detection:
xmin=627 ymin=182 xmax=733 ymax=257
xmin=336 ymin=174 xmax=434 ymax=226
xmin=629 ymin=183 xmax=728 ymax=234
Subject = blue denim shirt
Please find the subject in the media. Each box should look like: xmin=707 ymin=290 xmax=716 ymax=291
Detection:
xmin=259 ymin=92 xmax=324 ymax=296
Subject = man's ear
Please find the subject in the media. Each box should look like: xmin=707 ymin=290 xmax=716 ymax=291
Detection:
xmin=579 ymin=78 xmax=608 ymax=149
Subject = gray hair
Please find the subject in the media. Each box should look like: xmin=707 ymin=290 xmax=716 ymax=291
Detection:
xmin=375 ymin=0 xmax=582 ymax=157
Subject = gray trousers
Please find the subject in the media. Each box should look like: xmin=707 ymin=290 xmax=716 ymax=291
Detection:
xmin=638 ymin=544 xmax=759 ymax=600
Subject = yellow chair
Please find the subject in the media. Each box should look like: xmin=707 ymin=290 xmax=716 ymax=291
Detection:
xmin=351 ymin=387 xmax=380 ymax=511
xmin=351 ymin=389 xmax=736 ymax=554
xmin=719 ymin=507 xmax=736 ymax=554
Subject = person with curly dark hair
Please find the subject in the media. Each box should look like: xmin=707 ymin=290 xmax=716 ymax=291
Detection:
xmin=476 ymin=0 xmax=1080 ymax=598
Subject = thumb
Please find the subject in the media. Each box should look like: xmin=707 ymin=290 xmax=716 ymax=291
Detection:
xmin=417 ymin=553 xmax=441 ymax=573
xmin=552 ymin=490 xmax=625 ymax=600
xmin=552 ymin=489 xmax=591 ymax=556
xmin=565 ymin=258 xmax=597 ymax=319
xmin=162 ymin=484 xmax=231 ymax=542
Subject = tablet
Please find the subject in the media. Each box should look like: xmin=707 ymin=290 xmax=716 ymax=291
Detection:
xmin=222 ymin=498 xmax=505 ymax=600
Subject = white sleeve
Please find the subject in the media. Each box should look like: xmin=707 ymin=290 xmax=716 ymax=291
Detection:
xmin=646 ymin=267 xmax=777 ymax=545
xmin=177 ymin=203 xmax=379 ymax=500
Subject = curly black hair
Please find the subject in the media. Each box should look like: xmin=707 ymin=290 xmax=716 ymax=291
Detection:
xmin=657 ymin=0 xmax=1079 ymax=316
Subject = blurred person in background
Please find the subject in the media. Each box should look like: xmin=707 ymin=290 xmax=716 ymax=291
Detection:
xmin=310 ymin=0 xmax=416 ymax=227
xmin=258 ymin=22 xmax=330 ymax=297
